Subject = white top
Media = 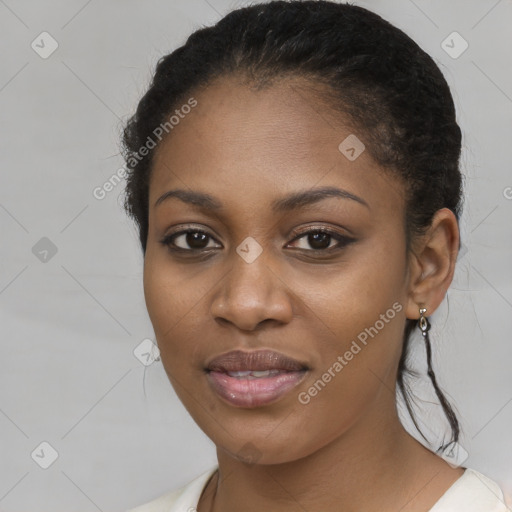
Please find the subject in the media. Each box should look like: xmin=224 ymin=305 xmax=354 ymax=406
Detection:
xmin=127 ymin=466 xmax=510 ymax=512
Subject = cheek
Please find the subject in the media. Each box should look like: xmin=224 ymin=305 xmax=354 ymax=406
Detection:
xmin=291 ymin=232 xmax=407 ymax=345
xmin=143 ymin=259 xmax=173 ymax=339
xmin=143 ymin=254 xmax=187 ymax=359
xmin=142 ymin=253 xmax=217 ymax=371
xmin=143 ymin=246 xmax=192 ymax=326
xmin=288 ymin=240 xmax=407 ymax=420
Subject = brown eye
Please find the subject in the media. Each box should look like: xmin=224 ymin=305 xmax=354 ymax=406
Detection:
xmin=160 ymin=226 xmax=355 ymax=255
xmin=305 ymin=232 xmax=332 ymax=250
xmin=161 ymin=229 xmax=220 ymax=252
xmin=288 ymin=228 xmax=355 ymax=252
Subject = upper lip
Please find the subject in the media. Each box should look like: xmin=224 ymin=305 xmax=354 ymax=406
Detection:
xmin=206 ymin=349 xmax=308 ymax=373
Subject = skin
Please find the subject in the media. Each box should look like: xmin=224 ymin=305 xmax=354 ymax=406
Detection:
xmin=143 ymin=74 xmax=463 ymax=512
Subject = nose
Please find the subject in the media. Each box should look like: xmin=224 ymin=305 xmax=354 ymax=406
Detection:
xmin=210 ymin=250 xmax=294 ymax=332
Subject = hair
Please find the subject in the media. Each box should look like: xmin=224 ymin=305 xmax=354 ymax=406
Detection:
xmin=121 ymin=0 xmax=463 ymax=453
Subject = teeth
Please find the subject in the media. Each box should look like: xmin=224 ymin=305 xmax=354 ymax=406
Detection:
xmin=227 ymin=369 xmax=282 ymax=378
xmin=228 ymin=371 xmax=252 ymax=378
xmin=251 ymin=370 xmax=272 ymax=377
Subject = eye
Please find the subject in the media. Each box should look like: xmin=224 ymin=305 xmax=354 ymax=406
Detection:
xmin=287 ymin=227 xmax=355 ymax=252
xmin=160 ymin=226 xmax=355 ymax=254
xmin=160 ymin=228 xmax=221 ymax=252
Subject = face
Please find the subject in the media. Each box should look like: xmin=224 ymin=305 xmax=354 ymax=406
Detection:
xmin=143 ymin=75 xmax=412 ymax=465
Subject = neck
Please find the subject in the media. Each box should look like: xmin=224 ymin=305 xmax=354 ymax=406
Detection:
xmin=202 ymin=397 xmax=463 ymax=512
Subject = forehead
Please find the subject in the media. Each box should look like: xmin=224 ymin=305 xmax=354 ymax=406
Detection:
xmin=149 ymin=75 xmax=404 ymax=215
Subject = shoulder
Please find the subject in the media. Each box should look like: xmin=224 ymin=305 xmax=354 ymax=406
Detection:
xmin=126 ymin=466 xmax=218 ymax=512
xmin=430 ymin=467 xmax=510 ymax=512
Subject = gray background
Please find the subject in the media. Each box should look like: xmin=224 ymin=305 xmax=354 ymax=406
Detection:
xmin=1 ymin=0 xmax=511 ymax=510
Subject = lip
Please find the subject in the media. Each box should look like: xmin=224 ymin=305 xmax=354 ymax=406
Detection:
xmin=205 ymin=349 xmax=309 ymax=408
xmin=206 ymin=349 xmax=308 ymax=373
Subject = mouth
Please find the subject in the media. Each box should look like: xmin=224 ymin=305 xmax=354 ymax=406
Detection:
xmin=205 ymin=349 xmax=309 ymax=408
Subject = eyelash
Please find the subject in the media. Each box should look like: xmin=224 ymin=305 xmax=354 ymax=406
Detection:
xmin=159 ymin=225 xmax=355 ymax=255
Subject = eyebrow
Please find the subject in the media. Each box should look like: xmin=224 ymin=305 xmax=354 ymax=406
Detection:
xmin=154 ymin=186 xmax=370 ymax=212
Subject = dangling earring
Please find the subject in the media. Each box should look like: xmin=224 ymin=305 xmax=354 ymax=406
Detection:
xmin=417 ymin=304 xmax=461 ymax=452
xmin=418 ymin=306 xmax=430 ymax=337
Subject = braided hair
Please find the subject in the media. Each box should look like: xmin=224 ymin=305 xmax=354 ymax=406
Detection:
xmin=121 ymin=0 xmax=463 ymax=452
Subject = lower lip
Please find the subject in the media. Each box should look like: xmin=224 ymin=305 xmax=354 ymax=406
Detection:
xmin=206 ymin=370 xmax=307 ymax=408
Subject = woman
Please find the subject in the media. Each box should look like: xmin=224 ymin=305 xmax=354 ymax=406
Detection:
xmin=122 ymin=1 xmax=508 ymax=510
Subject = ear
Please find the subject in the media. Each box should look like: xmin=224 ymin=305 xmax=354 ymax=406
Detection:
xmin=405 ymin=208 xmax=460 ymax=320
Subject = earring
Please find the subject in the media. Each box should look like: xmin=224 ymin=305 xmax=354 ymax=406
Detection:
xmin=416 ymin=304 xmax=461 ymax=452
xmin=418 ymin=306 xmax=430 ymax=337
